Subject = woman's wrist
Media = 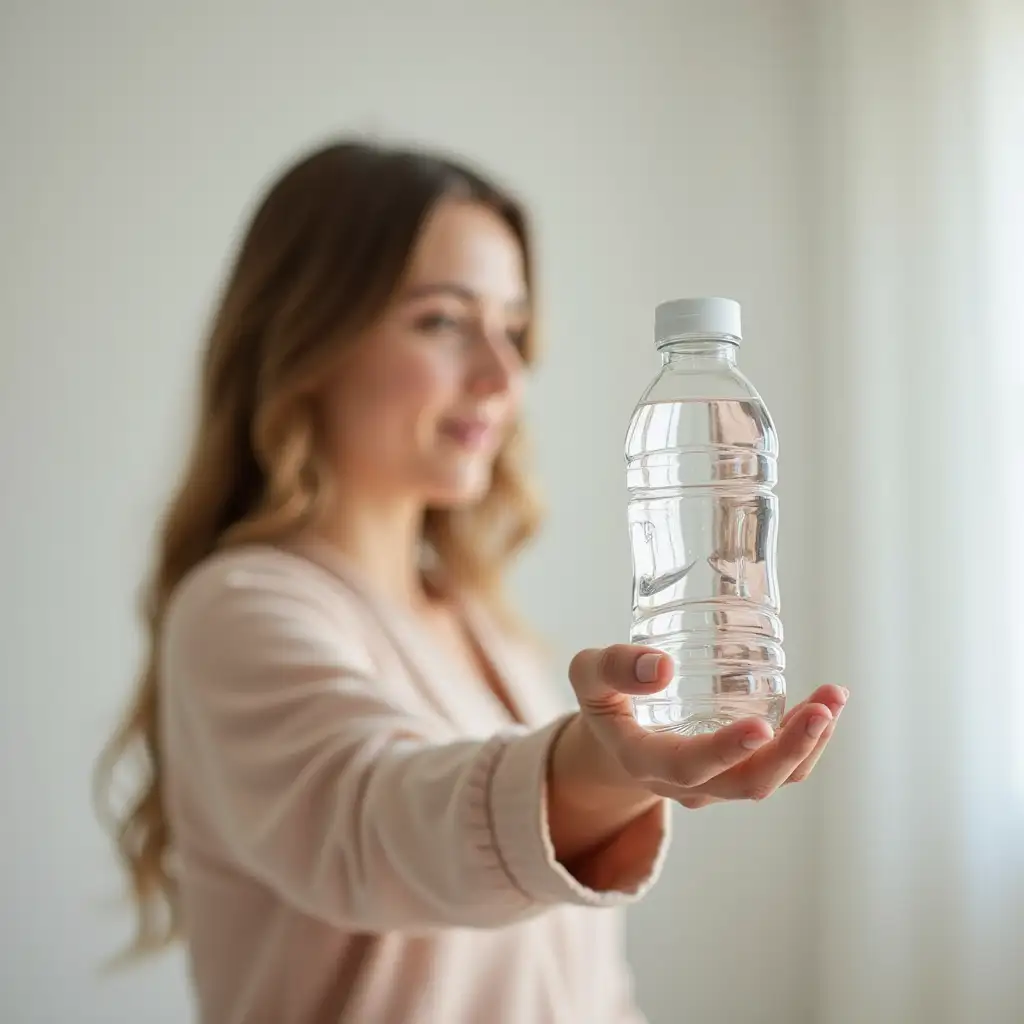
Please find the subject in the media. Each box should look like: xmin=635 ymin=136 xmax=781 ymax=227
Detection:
xmin=550 ymin=713 xmax=638 ymax=795
xmin=546 ymin=713 xmax=661 ymax=867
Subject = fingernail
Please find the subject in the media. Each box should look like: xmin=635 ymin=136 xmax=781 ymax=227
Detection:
xmin=807 ymin=715 xmax=830 ymax=739
xmin=635 ymin=653 xmax=662 ymax=683
xmin=741 ymin=731 xmax=771 ymax=750
xmin=841 ymin=686 xmax=850 ymax=699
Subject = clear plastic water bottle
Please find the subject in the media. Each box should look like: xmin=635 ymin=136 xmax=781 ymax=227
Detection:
xmin=626 ymin=297 xmax=785 ymax=735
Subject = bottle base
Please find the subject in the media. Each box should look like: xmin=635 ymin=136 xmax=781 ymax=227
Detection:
xmin=633 ymin=693 xmax=786 ymax=736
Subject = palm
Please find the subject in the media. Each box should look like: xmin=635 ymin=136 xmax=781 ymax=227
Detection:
xmin=570 ymin=645 xmax=846 ymax=809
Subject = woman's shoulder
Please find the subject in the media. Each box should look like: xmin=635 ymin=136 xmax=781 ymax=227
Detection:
xmin=164 ymin=544 xmax=371 ymax=651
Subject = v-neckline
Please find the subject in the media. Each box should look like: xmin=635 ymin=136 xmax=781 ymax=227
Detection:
xmin=285 ymin=538 xmax=527 ymax=728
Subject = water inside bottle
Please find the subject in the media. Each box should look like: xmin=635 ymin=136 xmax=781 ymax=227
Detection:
xmin=627 ymin=397 xmax=785 ymax=735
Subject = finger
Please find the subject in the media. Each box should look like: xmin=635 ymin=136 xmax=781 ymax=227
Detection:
xmin=616 ymin=715 xmax=775 ymax=789
xmin=784 ymin=718 xmax=837 ymax=783
xmin=780 ymin=685 xmax=848 ymax=728
xmin=786 ymin=691 xmax=847 ymax=784
xmin=568 ymin=645 xmax=673 ymax=712
xmin=647 ymin=780 xmax=722 ymax=810
xmin=679 ymin=794 xmax=717 ymax=810
xmin=701 ymin=703 xmax=833 ymax=801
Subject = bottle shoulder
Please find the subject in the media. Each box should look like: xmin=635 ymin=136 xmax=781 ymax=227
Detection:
xmin=639 ymin=362 xmax=763 ymax=404
xmin=627 ymin=364 xmax=777 ymax=459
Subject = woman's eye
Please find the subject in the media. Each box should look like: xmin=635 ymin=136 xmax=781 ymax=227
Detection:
xmin=416 ymin=313 xmax=463 ymax=334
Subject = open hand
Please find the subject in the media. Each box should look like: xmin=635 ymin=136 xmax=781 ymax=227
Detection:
xmin=566 ymin=644 xmax=846 ymax=810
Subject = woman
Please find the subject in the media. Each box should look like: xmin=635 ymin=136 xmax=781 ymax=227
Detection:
xmin=96 ymin=139 xmax=845 ymax=1024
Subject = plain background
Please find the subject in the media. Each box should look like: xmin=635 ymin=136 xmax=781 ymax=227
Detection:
xmin=1 ymin=2 xmax=824 ymax=1022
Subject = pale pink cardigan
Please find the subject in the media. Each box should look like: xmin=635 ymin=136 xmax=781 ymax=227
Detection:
xmin=159 ymin=541 xmax=670 ymax=1023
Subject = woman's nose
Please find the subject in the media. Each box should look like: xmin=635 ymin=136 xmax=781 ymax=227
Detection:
xmin=468 ymin=330 xmax=519 ymax=396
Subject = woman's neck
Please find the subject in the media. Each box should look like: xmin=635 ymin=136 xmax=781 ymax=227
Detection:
xmin=311 ymin=497 xmax=429 ymax=609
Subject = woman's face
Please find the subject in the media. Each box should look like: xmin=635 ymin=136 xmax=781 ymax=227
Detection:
xmin=319 ymin=199 xmax=528 ymax=509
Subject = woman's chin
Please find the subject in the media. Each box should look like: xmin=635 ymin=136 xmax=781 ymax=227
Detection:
xmin=423 ymin=464 xmax=494 ymax=509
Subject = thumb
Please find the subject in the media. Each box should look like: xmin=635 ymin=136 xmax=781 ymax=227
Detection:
xmin=568 ymin=645 xmax=673 ymax=715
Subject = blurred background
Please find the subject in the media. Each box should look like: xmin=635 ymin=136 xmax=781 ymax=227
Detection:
xmin=1 ymin=1 xmax=1021 ymax=1022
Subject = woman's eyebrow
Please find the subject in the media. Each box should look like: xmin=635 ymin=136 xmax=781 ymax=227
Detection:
xmin=402 ymin=282 xmax=528 ymax=311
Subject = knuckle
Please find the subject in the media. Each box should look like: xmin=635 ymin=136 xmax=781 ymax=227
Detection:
xmin=745 ymin=782 xmax=776 ymax=802
xmin=568 ymin=648 xmax=594 ymax=681
xmin=670 ymin=764 xmax=703 ymax=788
xmin=598 ymin=644 xmax=635 ymax=686
xmin=648 ymin=781 xmax=679 ymax=799
xmin=596 ymin=645 xmax=620 ymax=682
xmin=569 ymin=649 xmax=604 ymax=697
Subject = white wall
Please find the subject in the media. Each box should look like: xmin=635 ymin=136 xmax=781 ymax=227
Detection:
xmin=0 ymin=2 xmax=818 ymax=1022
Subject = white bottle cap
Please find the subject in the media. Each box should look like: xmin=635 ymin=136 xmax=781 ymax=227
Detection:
xmin=655 ymin=297 xmax=742 ymax=348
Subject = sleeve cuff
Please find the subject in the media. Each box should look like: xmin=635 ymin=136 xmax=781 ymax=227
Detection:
xmin=487 ymin=714 xmax=672 ymax=908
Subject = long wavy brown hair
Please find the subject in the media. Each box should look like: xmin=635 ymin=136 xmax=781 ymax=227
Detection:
xmin=93 ymin=138 xmax=542 ymax=959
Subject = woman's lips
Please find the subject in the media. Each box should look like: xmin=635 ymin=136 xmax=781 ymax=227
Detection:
xmin=440 ymin=417 xmax=497 ymax=449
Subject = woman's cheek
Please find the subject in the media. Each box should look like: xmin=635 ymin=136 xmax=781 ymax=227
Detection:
xmin=393 ymin=346 xmax=462 ymax=412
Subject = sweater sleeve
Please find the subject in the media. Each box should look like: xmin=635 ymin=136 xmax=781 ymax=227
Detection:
xmin=161 ymin=557 xmax=669 ymax=933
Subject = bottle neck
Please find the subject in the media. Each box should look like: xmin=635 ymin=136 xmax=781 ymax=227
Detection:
xmin=659 ymin=337 xmax=739 ymax=368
